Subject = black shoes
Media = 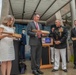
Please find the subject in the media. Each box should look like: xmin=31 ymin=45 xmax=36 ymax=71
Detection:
xmin=62 ymin=69 xmax=67 ymax=72
xmin=37 ymin=69 xmax=43 ymax=74
xmin=32 ymin=70 xmax=39 ymax=75
xmin=52 ymin=69 xmax=67 ymax=72
xmin=52 ymin=69 xmax=58 ymax=72
xmin=73 ymin=65 xmax=76 ymax=69
xmin=32 ymin=70 xmax=43 ymax=75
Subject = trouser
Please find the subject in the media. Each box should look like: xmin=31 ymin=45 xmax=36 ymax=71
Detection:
xmin=54 ymin=48 xmax=67 ymax=70
xmin=73 ymin=45 xmax=76 ymax=66
xmin=50 ymin=47 xmax=55 ymax=62
xmin=30 ymin=44 xmax=42 ymax=71
xmin=20 ymin=45 xmax=25 ymax=60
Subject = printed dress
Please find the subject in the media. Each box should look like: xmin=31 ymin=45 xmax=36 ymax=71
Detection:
xmin=0 ymin=24 xmax=15 ymax=61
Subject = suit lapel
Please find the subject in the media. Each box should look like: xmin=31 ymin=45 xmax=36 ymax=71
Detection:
xmin=32 ymin=21 xmax=41 ymax=30
xmin=38 ymin=23 xmax=41 ymax=30
xmin=32 ymin=21 xmax=37 ymax=29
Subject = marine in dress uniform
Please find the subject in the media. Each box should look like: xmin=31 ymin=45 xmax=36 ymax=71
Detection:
xmin=51 ymin=20 xmax=68 ymax=72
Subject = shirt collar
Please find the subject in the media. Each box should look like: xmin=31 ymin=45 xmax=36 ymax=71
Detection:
xmin=34 ymin=21 xmax=38 ymax=25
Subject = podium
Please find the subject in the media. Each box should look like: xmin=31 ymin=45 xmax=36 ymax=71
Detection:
xmin=40 ymin=39 xmax=53 ymax=69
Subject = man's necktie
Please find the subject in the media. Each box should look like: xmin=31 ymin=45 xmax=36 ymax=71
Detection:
xmin=36 ymin=23 xmax=41 ymax=38
xmin=36 ymin=23 xmax=39 ymax=30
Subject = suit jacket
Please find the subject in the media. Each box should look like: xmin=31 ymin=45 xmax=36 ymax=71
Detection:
xmin=27 ymin=21 xmax=42 ymax=45
xmin=71 ymin=28 xmax=76 ymax=45
xmin=52 ymin=26 xmax=68 ymax=49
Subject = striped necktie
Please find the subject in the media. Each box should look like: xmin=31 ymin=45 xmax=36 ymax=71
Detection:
xmin=36 ymin=23 xmax=41 ymax=38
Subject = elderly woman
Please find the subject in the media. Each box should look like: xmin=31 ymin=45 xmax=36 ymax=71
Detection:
xmin=0 ymin=15 xmax=15 ymax=75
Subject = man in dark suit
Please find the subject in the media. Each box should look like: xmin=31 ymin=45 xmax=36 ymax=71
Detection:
xmin=71 ymin=20 xmax=76 ymax=69
xmin=27 ymin=13 xmax=43 ymax=75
